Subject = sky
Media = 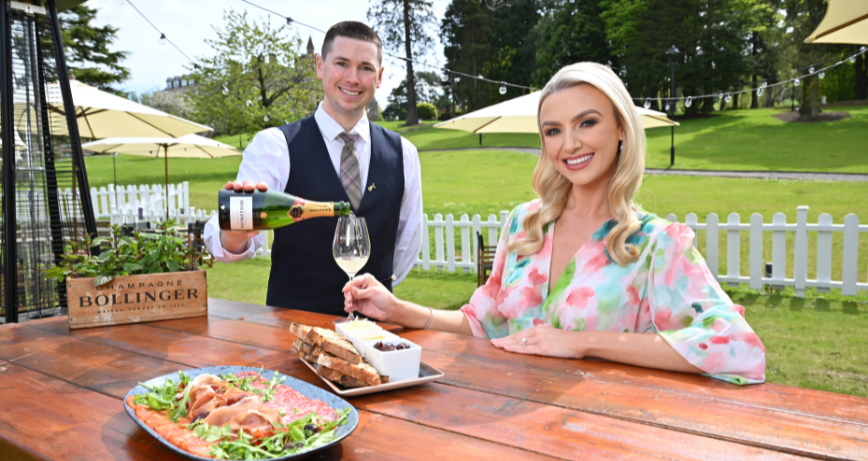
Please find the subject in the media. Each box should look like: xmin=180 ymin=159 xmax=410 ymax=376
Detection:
xmin=87 ymin=0 xmax=451 ymax=106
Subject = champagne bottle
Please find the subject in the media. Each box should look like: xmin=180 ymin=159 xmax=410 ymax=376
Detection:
xmin=218 ymin=189 xmax=351 ymax=230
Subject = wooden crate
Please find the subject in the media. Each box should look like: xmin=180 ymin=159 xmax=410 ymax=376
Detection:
xmin=66 ymin=270 xmax=207 ymax=329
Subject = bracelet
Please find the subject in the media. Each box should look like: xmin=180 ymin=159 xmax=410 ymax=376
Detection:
xmin=424 ymin=307 xmax=433 ymax=330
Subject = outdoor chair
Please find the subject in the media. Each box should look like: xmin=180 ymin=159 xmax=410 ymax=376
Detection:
xmin=476 ymin=232 xmax=496 ymax=287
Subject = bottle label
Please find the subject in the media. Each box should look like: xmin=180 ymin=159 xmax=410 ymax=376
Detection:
xmin=287 ymin=199 xmax=334 ymax=223
xmin=230 ymin=196 xmax=253 ymax=230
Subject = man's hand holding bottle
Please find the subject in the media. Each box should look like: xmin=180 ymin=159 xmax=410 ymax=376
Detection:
xmin=219 ymin=180 xmax=268 ymax=253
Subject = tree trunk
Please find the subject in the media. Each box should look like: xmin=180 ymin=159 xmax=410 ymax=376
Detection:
xmin=403 ymin=0 xmax=418 ymax=126
xmin=750 ymin=73 xmax=758 ymax=108
xmin=799 ymin=77 xmax=820 ymax=118
xmin=855 ymin=53 xmax=868 ymax=100
xmin=733 ymin=93 xmax=739 ymax=109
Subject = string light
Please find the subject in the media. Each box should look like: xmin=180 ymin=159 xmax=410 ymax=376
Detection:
xmin=644 ymin=99 xmax=651 ymax=109
xmin=725 ymin=93 xmax=732 ymax=103
xmin=794 ymin=78 xmax=801 ymax=87
xmin=819 ymin=71 xmax=825 ymax=79
xmin=159 ymin=33 xmax=167 ymax=45
xmin=808 ymin=66 xmax=814 ymax=74
xmin=685 ymin=97 xmax=692 ymax=108
xmin=222 ymin=84 xmax=229 ymax=96
xmin=440 ymin=70 xmax=449 ymax=83
xmin=263 ymin=115 xmax=270 ymax=122
xmin=499 ymin=83 xmax=507 ymax=95
xmin=246 ymin=100 xmax=253 ymax=107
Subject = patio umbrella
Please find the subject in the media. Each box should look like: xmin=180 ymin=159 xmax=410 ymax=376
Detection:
xmin=82 ymin=134 xmax=240 ymax=219
xmin=15 ymin=79 xmax=212 ymax=138
xmin=434 ymin=91 xmax=678 ymax=135
xmin=805 ymin=0 xmax=868 ymax=45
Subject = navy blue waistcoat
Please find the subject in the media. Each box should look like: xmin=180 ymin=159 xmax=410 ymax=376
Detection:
xmin=267 ymin=116 xmax=404 ymax=315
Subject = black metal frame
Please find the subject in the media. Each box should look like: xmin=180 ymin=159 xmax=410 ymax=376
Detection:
xmin=0 ymin=0 xmax=99 ymax=322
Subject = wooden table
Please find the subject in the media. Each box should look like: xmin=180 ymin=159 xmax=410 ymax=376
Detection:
xmin=1 ymin=299 xmax=867 ymax=461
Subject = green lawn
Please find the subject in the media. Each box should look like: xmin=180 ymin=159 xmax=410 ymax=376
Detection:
xmin=395 ymin=105 xmax=868 ymax=173
xmin=81 ymin=109 xmax=868 ymax=397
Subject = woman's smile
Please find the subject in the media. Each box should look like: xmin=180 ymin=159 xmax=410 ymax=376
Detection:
xmin=563 ymin=153 xmax=595 ymax=170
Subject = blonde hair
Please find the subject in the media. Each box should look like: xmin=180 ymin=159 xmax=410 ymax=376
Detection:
xmin=507 ymin=62 xmax=646 ymax=266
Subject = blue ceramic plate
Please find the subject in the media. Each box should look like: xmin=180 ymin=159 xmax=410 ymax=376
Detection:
xmin=123 ymin=366 xmax=359 ymax=460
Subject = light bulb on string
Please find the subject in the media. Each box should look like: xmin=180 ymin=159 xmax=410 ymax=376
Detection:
xmin=725 ymin=93 xmax=732 ymax=103
xmin=499 ymin=83 xmax=507 ymax=95
xmin=222 ymin=84 xmax=229 ymax=96
xmin=850 ymin=56 xmax=856 ymax=64
xmin=644 ymin=99 xmax=651 ymax=109
xmin=809 ymin=66 xmax=814 ymax=74
xmin=685 ymin=97 xmax=692 ymax=108
xmin=711 ymin=61 xmax=716 ymax=69
xmin=246 ymin=100 xmax=253 ymax=107
xmin=665 ymin=103 xmax=670 ymax=111
xmin=819 ymin=71 xmax=825 ymax=79
xmin=794 ymin=78 xmax=801 ymax=87
xmin=440 ymin=70 xmax=449 ymax=83
xmin=757 ymin=86 xmax=764 ymax=97
xmin=264 ymin=115 xmax=270 ymax=122
xmin=159 ymin=33 xmax=167 ymax=45
xmin=718 ymin=92 xmax=724 ymax=101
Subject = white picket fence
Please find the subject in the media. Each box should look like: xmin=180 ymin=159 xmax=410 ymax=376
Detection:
xmin=89 ymin=182 xmax=216 ymax=226
xmin=408 ymin=206 xmax=867 ymax=297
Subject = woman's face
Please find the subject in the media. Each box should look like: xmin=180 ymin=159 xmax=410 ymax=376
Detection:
xmin=539 ymin=84 xmax=624 ymax=188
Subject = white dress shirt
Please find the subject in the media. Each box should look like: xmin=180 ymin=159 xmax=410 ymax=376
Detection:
xmin=203 ymin=104 xmax=423 ymax=285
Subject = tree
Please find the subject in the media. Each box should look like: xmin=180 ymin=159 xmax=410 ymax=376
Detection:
xmin=441 ymin=0 xmax=490 ymax=111
xmin=368 ymin=0 xmax=437 ymax=125
xmin=533 ymin=0 xmax=614 ymax=87
xmin=187 ymin=10 xmax=320 ymax=135
xmin=603 ymin=0 xmax=752 ymax=115
xmin=58 ymin=5 xmax=130 ymax=92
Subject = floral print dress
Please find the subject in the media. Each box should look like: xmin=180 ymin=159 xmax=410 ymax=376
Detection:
xmin=460 ymin=200 xmax=766 ymax=385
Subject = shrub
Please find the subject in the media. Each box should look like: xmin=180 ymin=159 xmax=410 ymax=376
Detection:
xmin=416 ymin=102 xmax=437 ymax=121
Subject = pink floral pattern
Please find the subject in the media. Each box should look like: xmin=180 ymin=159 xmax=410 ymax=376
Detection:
xmin=460 ymin=200 xmax=766 ymax=385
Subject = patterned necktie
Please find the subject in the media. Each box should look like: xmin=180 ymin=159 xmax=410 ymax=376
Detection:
xmin=337 ymin=132 xmax=362 ymax=210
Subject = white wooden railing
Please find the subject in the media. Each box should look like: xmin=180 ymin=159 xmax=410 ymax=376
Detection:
xmin=407 ymin=206 xmax=866 ymax=297
xmin=88 ymin=182 xmax=207 ymax=225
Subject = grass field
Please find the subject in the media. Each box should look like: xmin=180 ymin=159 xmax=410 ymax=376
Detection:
xmin=80 ymin=107 xmax=868 ymax=396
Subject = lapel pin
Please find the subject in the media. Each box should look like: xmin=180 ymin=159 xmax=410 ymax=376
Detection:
xmin=368 ymin=183 xmax=376 ymax=192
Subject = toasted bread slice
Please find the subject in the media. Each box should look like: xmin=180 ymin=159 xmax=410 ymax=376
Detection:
xmin=290 ymin=323 xmax=362 ymax=365
xmin=305 ymin=327 xmax=362 ymax=365
xmin=316 ymin=354 xmax=381 ymax=386
xmin=316 ymin=364 xmax=369 ymax=389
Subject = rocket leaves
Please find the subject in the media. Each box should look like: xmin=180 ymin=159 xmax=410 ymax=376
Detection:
xmin=42 ymin=219 xmax=212 ymax=287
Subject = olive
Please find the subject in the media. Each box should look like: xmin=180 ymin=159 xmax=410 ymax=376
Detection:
xmin=191 ymin=411 xmax=209 ymax=423
xmin=304 ymin=424 xmax=320 ymax=434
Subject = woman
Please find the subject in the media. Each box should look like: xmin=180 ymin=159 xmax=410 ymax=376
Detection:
xmin=343 ymin=62 xmax=765 ymax=385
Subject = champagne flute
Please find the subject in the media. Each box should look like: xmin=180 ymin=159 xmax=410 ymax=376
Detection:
xmin=333 ymin=215 xmax=370 ymax=321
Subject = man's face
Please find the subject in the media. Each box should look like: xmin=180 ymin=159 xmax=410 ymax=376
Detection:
xmin=316 ymin=36 xmax=383 ymax=117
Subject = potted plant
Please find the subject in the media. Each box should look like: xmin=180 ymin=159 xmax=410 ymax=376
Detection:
xmin=43 ymin=220 xmax=213 ymax=329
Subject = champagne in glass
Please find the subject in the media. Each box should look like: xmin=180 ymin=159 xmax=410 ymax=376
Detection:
xmin=333 ymin=215 xmax=370 ymax=320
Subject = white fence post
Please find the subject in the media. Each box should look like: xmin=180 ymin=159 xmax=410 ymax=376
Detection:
xmin=726 ymin=212 xmax=740 ymax=288
xmin=842 ymin=214 xmax=859 ymax=296
xmin=685 ymin=213 xmax=698 ymax=248
xmin=793 ymin=206 xmax=809 ymax=298
xmin=434 ymin=213 xmax=445 ymax=270
xmin=771 ymin=212 xmax=787 ymax=289
xmin=445 ymin=214 xmax=456 ymax=272
xmin=816 ymin=213 xmax=833 ymax=293
xmin=460 ymin=214 xmax=471 ymax=273
xmin=706 ymin=213 xmax=719 ymax=279
xmin=471 ymin=214 xmax=481 ymax=273
xmin=749 ymin=213 xmax=763 ymax=290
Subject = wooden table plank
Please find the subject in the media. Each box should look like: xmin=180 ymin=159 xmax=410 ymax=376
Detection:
xmin=0 ymin=361 xmax=180 ymax=461
xmin=206 ymin=300 xmax=868 ymax=427
xmin=0 ymin=348 xmax=561 ymax=461
xmin=18 ymin=319 xmax=813 ymax=461
xmin=135 ymin=305 xmax=868 ymax=460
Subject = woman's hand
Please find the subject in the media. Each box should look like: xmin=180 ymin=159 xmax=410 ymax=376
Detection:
xmin=342 ymin=274 xmax=398 ymax=322
xmin=490 ymin=324 xmax=584 ymax=359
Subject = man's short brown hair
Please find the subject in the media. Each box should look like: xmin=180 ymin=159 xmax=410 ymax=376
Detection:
xmin=321 ymin=21 xmax=383 ymax=66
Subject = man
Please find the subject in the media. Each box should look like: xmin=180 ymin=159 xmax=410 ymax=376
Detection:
xmin=203 ymin=21 xmax=422 ymax=316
